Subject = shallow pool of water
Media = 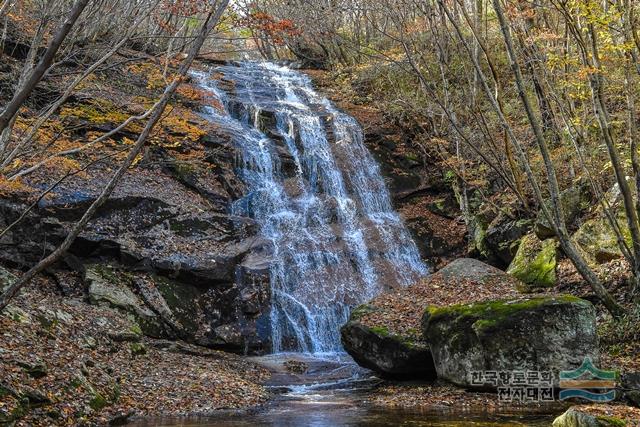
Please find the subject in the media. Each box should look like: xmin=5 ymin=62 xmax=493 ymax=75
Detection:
xmin=128 ymin=353 xmax=560 ymax=426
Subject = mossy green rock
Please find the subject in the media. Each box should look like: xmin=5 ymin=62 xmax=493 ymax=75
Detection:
xmin=129 ymin=342 xmax=147 ymax=356
xmin=341 ymin=259 xmax=524 ymax=379
xmin=573 ymin=180 xmax=634 ymax=265
xmin=573 ymin=215 xmax=630 ymax=265
xmin=553 ymin=408 xmax=626 ymax=427
xmin=422 ymin=296 xmax=598 ymax=388
xmin=507 ymin=233 xmax=557 ymax=291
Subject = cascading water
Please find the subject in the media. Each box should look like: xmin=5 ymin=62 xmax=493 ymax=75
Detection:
xmin=192 ymin=62 xmax=427 ymax=354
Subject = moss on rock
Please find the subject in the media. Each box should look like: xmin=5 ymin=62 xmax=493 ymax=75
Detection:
xmin=553 ymin=408 xmax=627 ymax=427
xmin=572 ymin=179 xmax=635 ymax=265
xmin=535 ymin=186 xmax=587 ymax=239
xmin=426 ymin=295 xmax=587 ymax=333
xmin=507 ymin=233 xmax=557 ymax=291
xmin=422 ymin=296 xmax=598 ymax=388
xmin=573 ymin=215 xmax=630 ymax=265
xmin=85 ymin=265 xmax=166 ymax=338
xmin=340 ymin=321 xmax=436 ymax=379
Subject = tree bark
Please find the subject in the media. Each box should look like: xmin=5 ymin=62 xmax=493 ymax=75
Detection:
xmin=490 ymin=0 xmax=624 ymax=318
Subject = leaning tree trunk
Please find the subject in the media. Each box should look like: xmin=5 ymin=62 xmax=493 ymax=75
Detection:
xmin=490 ymin=0 xmax=624 ymax=318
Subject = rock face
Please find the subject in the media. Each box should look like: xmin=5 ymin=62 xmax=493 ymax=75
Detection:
xmin=0 ymin=267 xmax=16 ymax=293
xmin=86 ymin=265 xmax=167 ymax=338
xmin=467 ymin=208 xmax=533 ymax=268
xmin=484 ymin=217 xmax=533 ymax=266
xmin=622 ymin=372 xmax=640 ymax=408
xmin=340 ymin=258 xmax=522 ymax=379
xmin=535 ymin=186 xmax=587 ymax=239
xmin=0 ymin=123 xmax=272 ymax=353
xmin=340 ymin=307 xmax=436 ymax=379
xmin=422 ymin=296 xmax=599 ymax=388
xmin=507 ymin=233 xmax=557 ymax=291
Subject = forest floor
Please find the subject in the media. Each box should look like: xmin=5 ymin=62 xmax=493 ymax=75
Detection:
xmin=0 ymin=273 xmax=270 ymax=426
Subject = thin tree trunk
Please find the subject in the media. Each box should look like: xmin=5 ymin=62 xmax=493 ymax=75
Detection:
xmin=585 ymin=21 xmax=640 ymax=291
xmin=1 ymin=1 xmax=160 ymax=169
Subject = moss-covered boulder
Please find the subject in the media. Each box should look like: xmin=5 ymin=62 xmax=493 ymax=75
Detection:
xmin=573 ymin=215 xmax=630 ymax=265
xmin=573 ymin=180 xmax=634 ymax=265
xmin=553 ymin=408 xmax=626 ymax=427
xmin=340 ymin=305 xmax=436 ymax=379
xmin=340 ymin=258 xmax=523 ymax=379
xmin=507 ymin=233 xmax=557 ymax=291
xmin=422 ymin=296 xmax=598 ymax=388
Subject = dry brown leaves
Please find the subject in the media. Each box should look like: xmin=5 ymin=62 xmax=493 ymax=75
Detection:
xmin=0 ymin=278 xmax=269 ymax=426
xmin=358 ymin=268 xmax=523 ymax=342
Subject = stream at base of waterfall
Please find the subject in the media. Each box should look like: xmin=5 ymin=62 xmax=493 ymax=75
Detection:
xmin=127 ymin=353 xmax=558 ymax=427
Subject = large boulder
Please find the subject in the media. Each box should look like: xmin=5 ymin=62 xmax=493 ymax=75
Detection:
xmin=340 ymin=306 xmax=436 ymax=379
xmin=422 ymin=296 xmax=599 ymax=388
xmin=507 ymin=233 xmax=557 ymax=291
xmin=340 ymin=258 xmax=522 ymax=379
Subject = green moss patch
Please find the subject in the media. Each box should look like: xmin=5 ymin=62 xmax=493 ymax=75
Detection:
xmin=350 ymin=304 xmax=377 ymax=321
xmin=507 ymin=233 xmax=557 ymax=290
xmin=426 ymin=295 xmax=587 ymax=332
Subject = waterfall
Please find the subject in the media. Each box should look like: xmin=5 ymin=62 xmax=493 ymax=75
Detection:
xmin=192 ymin=62 xmax=427 ymax=354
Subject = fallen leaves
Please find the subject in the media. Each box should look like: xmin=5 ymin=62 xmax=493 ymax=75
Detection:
xmin=0 ymin=279 xmax=269 ymax=426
